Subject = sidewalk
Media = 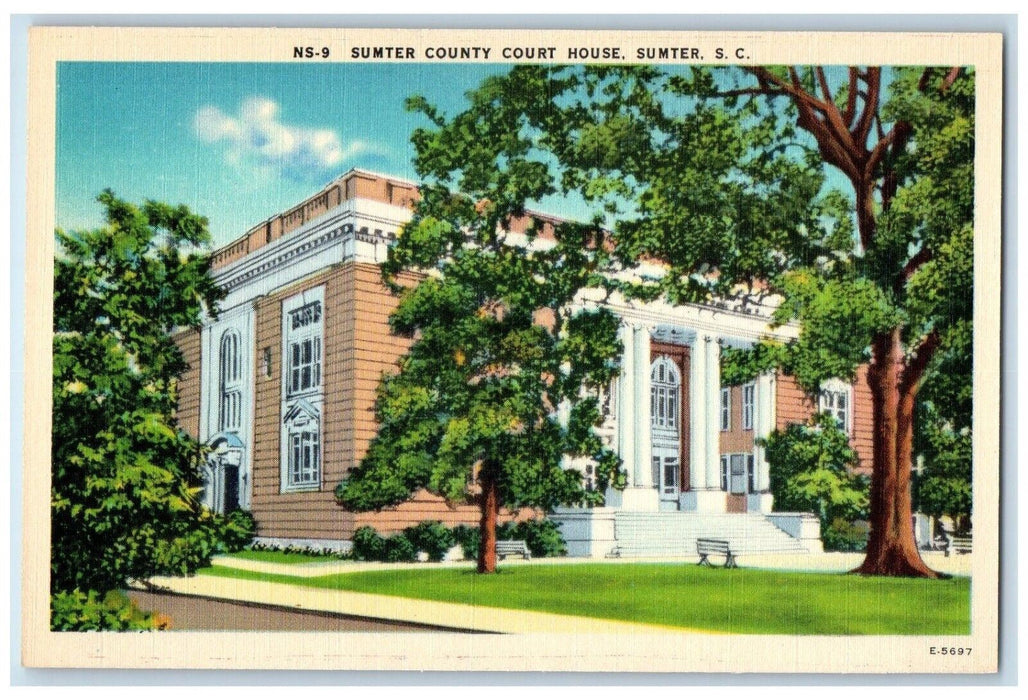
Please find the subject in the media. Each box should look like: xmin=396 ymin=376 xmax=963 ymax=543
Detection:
xmin=147 ymin=569 xmax=691 ymax=634
xmin=209 ymin=550 xmax=972 ymax=579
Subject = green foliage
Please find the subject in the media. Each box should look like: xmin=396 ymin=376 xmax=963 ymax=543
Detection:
xmin=52 ymin=191 xmax=222 ymax=596
xmin=913 ymin=404 xmax=972 ymax=524
xmin=209 ymin=510 xmax=258 ymax=553
xmin=764 ymin=414 xmax=869 ymax=550
xmin=350 ymin=526 xmax=388 ymax=561
xmin=336 ymin=66 xmax=625 ymax=533
xmin=349 ymin=526 xmax=418 ymax=563
xmin=821 ymin=518 xmax=869 ymax=553
xmin=498 ymin=519 xmax=568 ymax=558
xmin=351 ymin=520 xmax=566 ymax=561
xmin=403 ymin=521 xmax=457 ymax=562
xmin=451 ymin=524 xmax=481 ymax=560
xmin=50 ymin=590 xmax=167 ymax=631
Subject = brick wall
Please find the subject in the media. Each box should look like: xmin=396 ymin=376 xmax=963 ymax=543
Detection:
xmin=171 ymin=328 xmax=202 ymax=439
xmin=775 ymin=368 xmax=874 ymax=475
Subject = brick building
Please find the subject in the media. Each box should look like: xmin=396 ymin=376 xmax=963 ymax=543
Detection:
xmin=174 ymin=168 xmax=874 ymax=556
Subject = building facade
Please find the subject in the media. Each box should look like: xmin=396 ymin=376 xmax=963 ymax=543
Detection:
xmin=174 ymin=169 xmax=874 ymax=556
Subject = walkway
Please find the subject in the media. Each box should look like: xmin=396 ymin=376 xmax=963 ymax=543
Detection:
xmin=146 ymin=564 xmax=689 ymax=635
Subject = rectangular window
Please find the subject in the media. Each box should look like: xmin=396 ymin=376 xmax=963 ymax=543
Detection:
xmin=281 ymin=288 xmax=325 ymax=493
xmin=287 ymin=308 xmax=322 ymax=397
xmin=720 ymin=456 xmax=729 ymax=491
xmin=720 ymin=387 xmax=731 ymax=431
xmin=729 ymin=454 xmax=747 ymax=494
xmin=742 ymin=383 xmax=755 ymax=431
xmin=819 ymin=385 xmax=851 ymax=433
xmin=747 ymin=454 xmax=756 ymax=493
xmin=288 ymin=429 xmax=320 ymax=487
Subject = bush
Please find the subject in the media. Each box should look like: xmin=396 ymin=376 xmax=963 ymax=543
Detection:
xmin=510 ymin=519 xmax=567 ymax=558
xmin=496 ymin=520 xmax=567 ymax=558
xmin=51 ymin=589 xmax=170 ymax=631
xmin=765 ymin=413 xmax=869 ymax=552
xmin=351 ymin=526 xmax=387 ymax=561
xmin=383 ymin=534 xmax=418 ymax=562
xmin=451 ymin=524 xmax=481 ymax=560
xmin=822 ymin=518 xmax=869 ymax=553
xmin=214 ymin=510 xmax=258 ymax=553
xmin=404 ymin=521 xmax=456 ymax=562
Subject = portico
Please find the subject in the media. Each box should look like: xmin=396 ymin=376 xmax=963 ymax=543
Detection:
xmin=590 ymin=292 xmax=785 ymax=516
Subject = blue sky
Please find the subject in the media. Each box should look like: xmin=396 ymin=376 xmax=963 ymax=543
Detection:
xmin=56 ymin=62 xmax=511 ymax=247
xmin=56 ymin=62 xmax=858 ymax=249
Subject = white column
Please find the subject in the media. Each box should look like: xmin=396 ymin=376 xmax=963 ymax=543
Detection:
xmin=753 ymin=372 xmax=776 ymax=512
xmin=633 ymin=325 xmax=654 ymax=487
xmin=616 ymin=323 xmax=636 ymax=488
xmin=705 ymin=335 xmax=722 ymax=490
xmin=689 ymin=335 xmax=708 ymax=489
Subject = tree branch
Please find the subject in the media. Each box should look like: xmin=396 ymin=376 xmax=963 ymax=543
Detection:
xmin=843 ymin=67 xmax=859 ymax=126
xmin=900 ymin=329 xmax=941 ymax=396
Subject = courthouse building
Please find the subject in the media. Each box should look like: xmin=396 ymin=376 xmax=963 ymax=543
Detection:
xmin=174 ymin=169 xmax=874 ymax=557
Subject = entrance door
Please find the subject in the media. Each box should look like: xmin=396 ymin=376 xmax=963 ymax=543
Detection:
xmin=651 ymin=356 xmax=682 ymax=507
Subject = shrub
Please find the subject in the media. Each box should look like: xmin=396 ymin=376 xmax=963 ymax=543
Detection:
xmin=510 ymin=519 xmax=567 ymax=558
xmin=50 ymin=589 xmax=169 ymax=631
xmin=383 ymin=534 xmax=417 ymax=562
xmin=764 ymin=413 xmax=869 ymax=552
xmin=452 ymin=524 xmax=481 ymax=560
xmin=351 ymin=526 xmax=387 ymax=561
xmin=404 ymin=521 xmax=456 ymax=562
xmin=215 ymin=510 xmax=258 ymax=553
xmin=822 ymin=518 xmax=869 ymax=552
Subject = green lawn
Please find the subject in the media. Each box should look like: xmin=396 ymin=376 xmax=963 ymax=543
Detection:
xmin=203 ymin=562 xmax=970 ymax=635
xmin=224 ymin=549 xmax=339 ymax=564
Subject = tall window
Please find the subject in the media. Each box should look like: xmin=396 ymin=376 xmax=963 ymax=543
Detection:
xmin=742 ymin=383 xmax=755 ymax=431
xmin=283 ymin=401 xmax=320 ymax=489
xmin=287 ymin=301 xmax=322 ymax=396
xmin=289 ymin=425 xmax=320 ymax=487
xmin=650 ymin=356 xmax=680 ymax=432
xmin=219 ymin=329 xmax=242 ymax=431
xmin=281 ymin=288 xmax=325 ymax=492
xmin=720 ymin=387 xmax=731 ymax=431
xmin=819 ymin=381 xmax=852 ymax=433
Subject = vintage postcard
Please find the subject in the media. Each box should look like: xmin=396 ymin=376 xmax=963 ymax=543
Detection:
xmin=21 ymin=26 xmax=1002 ymax=673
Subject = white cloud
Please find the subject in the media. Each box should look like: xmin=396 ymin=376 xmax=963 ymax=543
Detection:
xmin=194 ymin=97 xmax=382 ymax=178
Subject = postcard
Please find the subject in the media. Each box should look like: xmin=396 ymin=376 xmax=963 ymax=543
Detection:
xmin=21 ymin=26 xmax=1002 ymax=673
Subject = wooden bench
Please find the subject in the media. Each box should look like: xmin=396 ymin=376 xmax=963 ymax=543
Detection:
xmin=946 ymin=534 xmax=972 ymax=557
xmin=696 ymin=538 xmax=737 ymax=568
xmin=496 ymin=540 xmax=531 ymax=560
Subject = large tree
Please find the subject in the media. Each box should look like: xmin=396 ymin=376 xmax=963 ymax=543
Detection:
xmin=52 ymin=191 xmax=223 ymax=604
xmin=541 ymin=64 xmax=973 ymax=577
xmin=334 ymin=70 xmax=625 ymax=574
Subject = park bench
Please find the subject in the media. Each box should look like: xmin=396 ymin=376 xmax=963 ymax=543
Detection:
xmin=496 ymin=539 xmax=531 ymax=560
xmin=945 ymin=534 xmax=972 ymax=557
xmin=696 ymin=538 xmax=737 ymax=569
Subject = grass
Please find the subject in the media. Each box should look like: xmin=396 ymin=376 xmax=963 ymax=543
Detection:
xmin=202 ymin=562 xmax=970 ymax=635
xmin=223 ymin=549 xmax=340 ymax=564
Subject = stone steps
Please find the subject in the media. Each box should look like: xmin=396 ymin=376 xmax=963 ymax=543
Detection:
xmin=611 ymin=512 xmax=812 ymax=557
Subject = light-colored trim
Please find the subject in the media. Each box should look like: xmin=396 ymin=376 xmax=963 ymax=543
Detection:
xmin=280 ymin=286 xmax=326 ymax=494
xmin=819 ymin=378 xmax=853 ymax=435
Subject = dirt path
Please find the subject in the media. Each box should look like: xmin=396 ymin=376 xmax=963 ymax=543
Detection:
xmin=126 ymin=590 xmax=474 ymax=632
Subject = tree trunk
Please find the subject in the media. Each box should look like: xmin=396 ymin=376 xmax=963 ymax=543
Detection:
xmin=853 ymin=329 xmax=940 ymax=578
xmin=477 ymin=466 xmax=499 ymax=574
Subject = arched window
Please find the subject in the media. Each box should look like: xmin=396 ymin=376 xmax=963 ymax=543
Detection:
xmin=219 ymin=329 xmax=243 ymax=431
xmin=650 ymin=356 xmax=681 ymax=433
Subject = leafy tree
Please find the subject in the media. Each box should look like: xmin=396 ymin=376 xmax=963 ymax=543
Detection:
xmin=532 ymin=64 xmax=973 ymax=577
xmin=52 ymin=191 xmax=223 ymax=613
xmin=764 ymin=413 xmax=869 ymax=551
xmin=335 ymin=68 xmax=625 ymax=573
